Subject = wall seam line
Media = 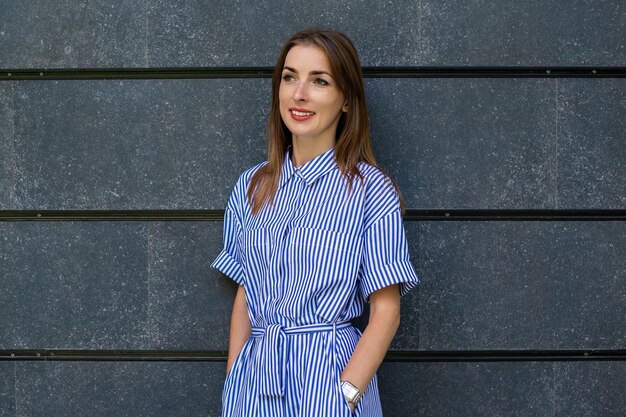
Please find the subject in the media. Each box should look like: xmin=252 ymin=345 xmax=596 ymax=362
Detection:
xmin=551 ymin=362 xmax=557 ymax=417
xmin=3 ymin=82 xmax=18 ymax=210
xmin=147 ymin=223 xmax=154 ymax=347
xmin=555 ymin=78 xmax=560 ymax=208
xmin=143 ymin=2 xmax=150 ymax=67
xmin=13 ymin=361 xmax=18 ymax=417
xmin=418 ymin=0 xmax=423 ymax=64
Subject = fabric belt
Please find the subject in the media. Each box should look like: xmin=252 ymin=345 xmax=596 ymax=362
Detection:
xmin=251 ymin=321 xmax=352 ymax=397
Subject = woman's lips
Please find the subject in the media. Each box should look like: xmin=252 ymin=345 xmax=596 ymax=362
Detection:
xmin=289 ymin=108 xmax=315 ymax=121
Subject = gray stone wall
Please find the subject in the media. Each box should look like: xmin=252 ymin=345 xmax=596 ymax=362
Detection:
xmin=1 ymin=1 xmax=624 ymax=416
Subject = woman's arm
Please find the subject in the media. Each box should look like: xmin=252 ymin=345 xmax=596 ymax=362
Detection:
xmin=340 ymin=284 xmax=401 ymax=410
xmin=226 ymin=285 xmax=252 ymax=375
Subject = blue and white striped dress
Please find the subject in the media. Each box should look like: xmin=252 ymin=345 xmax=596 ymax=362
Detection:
xmin=211 ymin=145 xmax=419 ymax=417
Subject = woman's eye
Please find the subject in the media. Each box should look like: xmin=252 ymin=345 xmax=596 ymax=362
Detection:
xmin=282 ymin=74 xmax=295 ymax=82
xmin=314 ymin=78 xmax=329 ymax=86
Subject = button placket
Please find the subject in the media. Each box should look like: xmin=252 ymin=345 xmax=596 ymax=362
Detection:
xmin=266 ymin=173 xmax=308 ymax=319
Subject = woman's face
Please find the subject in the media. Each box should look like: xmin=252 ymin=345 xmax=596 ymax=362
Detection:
xmin=279 ymin=45 xmax=347 ymax=147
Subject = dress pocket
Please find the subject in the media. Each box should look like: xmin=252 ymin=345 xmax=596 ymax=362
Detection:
xmin=336 ymin=368 xmax=359 ymax=416
xmin=222 ymin=338 xmax=251 ymax=405
xmin=242 ymin=228 xmax=272 ymax=281
xmin=341 ymin=395 xmax=356 ymax=416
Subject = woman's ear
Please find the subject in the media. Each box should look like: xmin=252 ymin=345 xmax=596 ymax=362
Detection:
xmin=342 ymin=101 xmax=349 ymax=112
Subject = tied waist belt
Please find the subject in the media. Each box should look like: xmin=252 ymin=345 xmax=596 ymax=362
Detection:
xmin=251 ymin=321 xmax=352 ymax=397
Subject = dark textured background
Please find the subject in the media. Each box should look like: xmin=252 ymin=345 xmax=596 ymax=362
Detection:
xmin=0 ymin=1 xmax=624 ymax=416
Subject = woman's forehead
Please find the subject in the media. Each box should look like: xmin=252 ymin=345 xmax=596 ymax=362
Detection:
xmin=284 ymin=45 xmax=332 ymax=75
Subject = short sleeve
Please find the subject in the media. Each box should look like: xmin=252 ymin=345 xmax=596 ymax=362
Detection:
xmin=359 ymin=192 xmax=419 ymax=302
xmin=210 ymin=187 xmax=245 ymax=285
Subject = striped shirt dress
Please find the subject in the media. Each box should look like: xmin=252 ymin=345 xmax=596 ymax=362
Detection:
xmin=211 ymin=145 xmax=419 ymax=417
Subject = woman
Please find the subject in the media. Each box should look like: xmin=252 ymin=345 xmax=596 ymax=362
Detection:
xmin=211 ymin=28 xmax=419 ymax=417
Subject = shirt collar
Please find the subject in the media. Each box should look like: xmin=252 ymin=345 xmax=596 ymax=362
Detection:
xmin=279 ymin=145 xmax=337 ymax=188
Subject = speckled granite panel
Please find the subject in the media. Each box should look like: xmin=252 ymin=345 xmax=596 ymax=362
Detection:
xmin=7 ymin=79 xmax=268 ymax=210
xmin=0 ymin=220 xmax=235 ymax=351
xmin=146 ymin=0 xmax=423 ymax=67
xmin=0 ymin=222 xmax=150 ymax=349
xmin=0 ymin=363 xmax=15 ymax=417
xmin=554 ymin=361 xmax=626 ymax=417
xmin=0 ymin=82 xmax=16 ymax=210
xmin=148 ymin=221 xmax=238 ymax=350
xmin=380 ymin=361 xmax=553 ymax=416
xmin=2 ymin=1 xmax=622 ymax=67
xmin=367 ymin=77 xmax=558 ymax=209
xmin=0 ymin=1 xmax=148 ymax=68
xmin=380 ymin=361 xmax=626 ymax=417
xmin=420 ymin=0 xmax=625 ymax=66
xmin=557 ymin=79 xmax=626 ymax=208
xmin=14 ymin=361 xmax=222 ymax=417
xmin=399 ymin=221 xmax=626 ymax=351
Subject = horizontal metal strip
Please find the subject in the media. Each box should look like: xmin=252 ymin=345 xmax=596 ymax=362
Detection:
xmin=403 ymin=209 xmax=626 ymax=221
xmin=1 ymin=349 xmax=624 ymax=362
xmin=1 ymin=209 xmax=625 ymax=222
xmin=385 ymin=349 xmax=626 ymax=362
xmin=0 ymin=209 xmax=222 ymax=222
xmin=0 ymin=66 xmax=624 ymax=80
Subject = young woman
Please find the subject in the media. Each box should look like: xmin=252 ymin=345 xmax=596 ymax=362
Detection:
xmin=211 ymin=28 xmax=419 ymax=417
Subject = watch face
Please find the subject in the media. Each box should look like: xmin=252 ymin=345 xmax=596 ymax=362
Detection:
xmin=341 ymin=381 xmax=359 ymax=400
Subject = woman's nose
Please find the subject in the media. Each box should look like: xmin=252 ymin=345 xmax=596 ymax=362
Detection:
xmin=293 ymin=82 xmax=308 ymax=101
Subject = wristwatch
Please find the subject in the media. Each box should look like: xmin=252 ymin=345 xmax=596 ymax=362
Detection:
xmin=340 ymin=380 xmax=362 ymax=407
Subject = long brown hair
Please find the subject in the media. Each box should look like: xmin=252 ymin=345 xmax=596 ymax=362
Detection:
xmin=247 ymin=28 xmax=405 ymax=215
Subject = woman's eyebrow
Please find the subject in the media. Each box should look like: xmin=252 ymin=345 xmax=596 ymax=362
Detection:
xmin=283 ymin=66 xmax=332 ymax=77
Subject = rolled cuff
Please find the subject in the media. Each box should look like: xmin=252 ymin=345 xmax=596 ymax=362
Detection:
xmin=211 ymin=249 xmax=245 ymax=286
xmin=360 ymin=258 xmax=419 ymax=302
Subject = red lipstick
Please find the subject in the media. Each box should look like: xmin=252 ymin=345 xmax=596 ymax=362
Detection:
xmin=289 ymin=107 xmax=315 ymax=121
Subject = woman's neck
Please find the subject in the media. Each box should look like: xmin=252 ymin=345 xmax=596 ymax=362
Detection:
xmin=290 ymin=137 xmax=334 ymax=168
